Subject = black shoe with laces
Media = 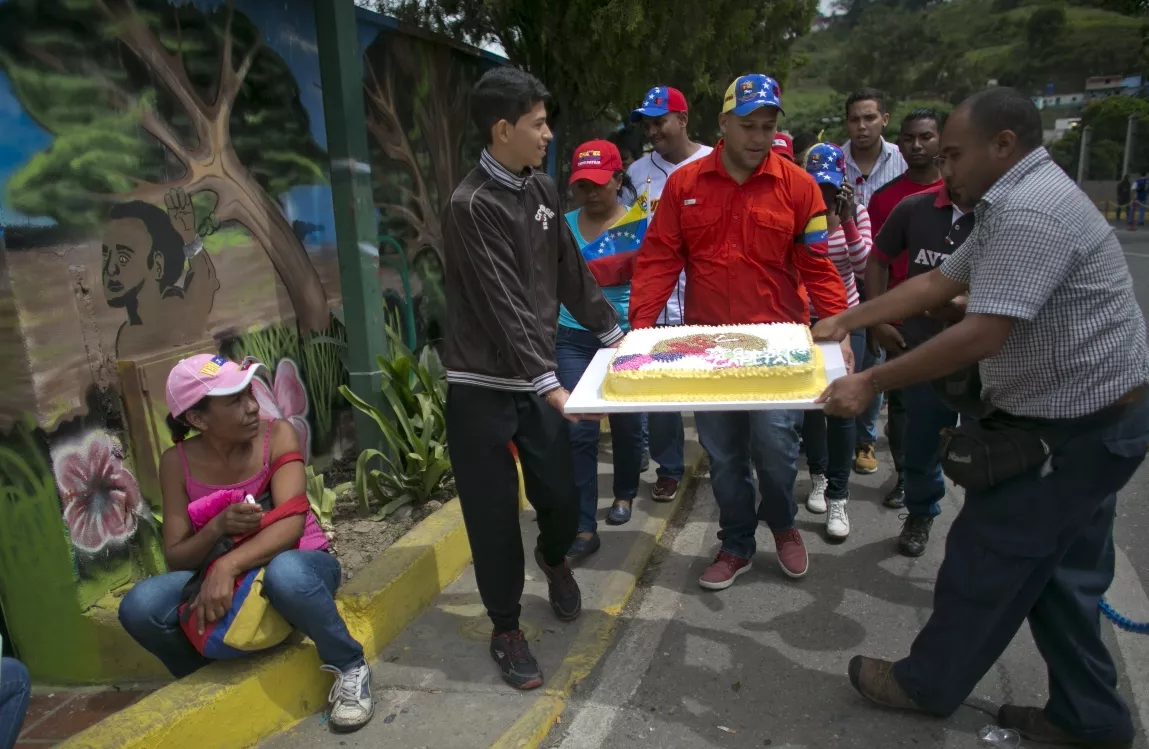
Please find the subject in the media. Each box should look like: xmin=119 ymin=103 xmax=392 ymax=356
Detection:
xmin=884 ymin=474 xmax=906 ymax=509
xmin=489 ymin=630 xmax=543 ymax=690
xmin=534 ymin=547 xmax=582 ymax=621
xmin=898 ymin=515 xmax=934 ymax=558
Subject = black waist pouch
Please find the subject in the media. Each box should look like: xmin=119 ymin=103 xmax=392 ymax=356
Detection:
xmin=938 ymin=417 xmax=1054 ymax=492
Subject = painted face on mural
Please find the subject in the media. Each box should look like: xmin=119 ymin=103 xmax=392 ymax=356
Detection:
xmin=102 ymin=218 xmax=158 ymax=306
xmin=101 ymin=191 xmax=220 ymax=359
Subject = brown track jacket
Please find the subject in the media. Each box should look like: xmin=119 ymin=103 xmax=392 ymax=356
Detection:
xmin=441 ymin=150 xmax=623 ymax=396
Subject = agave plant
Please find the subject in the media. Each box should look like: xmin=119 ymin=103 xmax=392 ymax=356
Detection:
xmin=340 ymin=327 xmax=451 ymax=518
xmin=304 ymin=465 xmax=337 ymax=540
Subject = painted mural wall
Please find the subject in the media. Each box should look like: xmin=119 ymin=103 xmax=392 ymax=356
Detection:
xmin=0 ymin=0 xmax=495 ymax=683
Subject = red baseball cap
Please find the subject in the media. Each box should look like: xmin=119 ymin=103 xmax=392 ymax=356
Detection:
xmin=772 ymin=132 xmax=795 ymax=162
xmin=631 ymin=86 xmax=688 ymax=122
xmin=569 ymin=140 xmax=623 ymax=185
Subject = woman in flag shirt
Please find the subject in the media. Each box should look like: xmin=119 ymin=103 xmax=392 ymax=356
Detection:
xmin=556 ymin=140 xmax=647 ymax=560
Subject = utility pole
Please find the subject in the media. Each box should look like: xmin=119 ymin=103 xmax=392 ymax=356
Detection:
xmin=1123 ymin=114 xmax=1137 ymax=178
xmin=315 ymin=0 xmax=387 ymax=452
xmin=1077 ymin=125 xmax=1092 ymax=186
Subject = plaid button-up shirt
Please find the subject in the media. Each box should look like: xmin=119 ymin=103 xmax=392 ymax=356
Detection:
xmin=941 ymin=148 xmax=1149 ymax=418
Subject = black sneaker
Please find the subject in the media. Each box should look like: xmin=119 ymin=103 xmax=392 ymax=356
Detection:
xmin=884 ymin=474 xmax=906 ymax=509
xmin=898 ymin=515 xmax=934 ymax=558
xmin=640 ymin=450 xmax=651 ymax=473
xmin=534 ymin=547 xmax=582 ymax=621
xmin=489 ymin=631 xmax=543 ymax=690
xmin=565 ymin=532 xmax=601 ymax=563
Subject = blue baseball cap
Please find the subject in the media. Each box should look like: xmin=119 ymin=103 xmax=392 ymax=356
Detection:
xmin=722 ymin=74 xmax=785 ymax=116
xmin=631 ymin=86 xmax=688 ymax=122
xmin=804 ymin=143 xmax=847 ymax=189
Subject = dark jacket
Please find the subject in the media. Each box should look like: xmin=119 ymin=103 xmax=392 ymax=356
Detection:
xmin=441 ymin=150 xmax=623 ymax=396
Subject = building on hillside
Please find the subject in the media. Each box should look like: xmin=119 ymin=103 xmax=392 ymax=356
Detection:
xmin=1032 ymin=91 xmax=1086 ymax=110
xmin=1084 ymin=74 xmax=1145 ymax=101
xmin=1044 ymin=117 xmax=1081 ymax=145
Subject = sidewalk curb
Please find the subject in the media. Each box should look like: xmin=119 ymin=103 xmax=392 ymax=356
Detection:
xmin=59 ymin=500 xmax=474 ymax=749
xmin=489 ymin=455 xmax=704 ymax=749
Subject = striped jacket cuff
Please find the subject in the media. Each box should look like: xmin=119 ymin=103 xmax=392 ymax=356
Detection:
xmin=532 ymin=371 xmax=561 ymax=396
xmin=598 ymin=325 xmax=625 ymax=347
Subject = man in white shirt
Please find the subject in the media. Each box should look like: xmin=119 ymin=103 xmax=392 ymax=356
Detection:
xmin=841 ymin=87 xmax=908 ymax=477
xmin=842 ymin=88 xmax=908 ymax=207
xmin=627 ymin=85 xmax=713 ymax=501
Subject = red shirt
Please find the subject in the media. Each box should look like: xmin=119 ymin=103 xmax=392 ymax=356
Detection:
xmin=866 ymin=174 xmax=943 ymax=290
xmin=629 ymin=142 xmax=848 ymax=329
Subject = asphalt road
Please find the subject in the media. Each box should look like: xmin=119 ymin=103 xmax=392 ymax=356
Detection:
xmin=1115 ymin=228 xmax=1149 ymax=591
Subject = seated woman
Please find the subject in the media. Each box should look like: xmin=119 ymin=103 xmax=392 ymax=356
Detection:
xmin=1 ymin=654 xmax=31 ymax=749
xmin=118 ymin=355 xmax=372 ymax=733
xmin=556 ymin=139 xmax=646 ymax=560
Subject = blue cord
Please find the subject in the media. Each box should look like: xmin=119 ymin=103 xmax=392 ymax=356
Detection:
xmin=1100 ymin=597 xmax=1149 ymax=633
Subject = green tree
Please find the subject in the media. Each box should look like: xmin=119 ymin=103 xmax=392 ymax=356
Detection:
xmin=373 ymin=0 xmax=818 ymax=165
xmin=0 ymin=0 xmax=330 ymax=331
xmin=1026 ymin=6 xmax=1067 ymax=49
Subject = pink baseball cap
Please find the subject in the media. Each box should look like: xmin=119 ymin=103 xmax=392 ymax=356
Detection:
xmin=166 ymin=354 xmax=265 ymax=419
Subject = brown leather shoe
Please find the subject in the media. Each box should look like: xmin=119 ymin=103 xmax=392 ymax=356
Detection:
xmin=847 ymin=656 xmax=924 ymax=712
xmin=998 ymin=705 xmax=1133 ymax=748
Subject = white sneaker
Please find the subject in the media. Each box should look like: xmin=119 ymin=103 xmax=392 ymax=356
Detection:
xmin=826 ymin=499 xmax=850 ymax=540
xmin=321 ymin=661 xmax=374 ymax=732
xmin=806 ymin=474 xmax=828 ymax=514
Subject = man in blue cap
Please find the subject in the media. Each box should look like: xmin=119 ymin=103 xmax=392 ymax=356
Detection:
xmin=630 ymin=74 xmax=850 ymax=588
xmin=627 ymin=86 xmax=714 ymax=505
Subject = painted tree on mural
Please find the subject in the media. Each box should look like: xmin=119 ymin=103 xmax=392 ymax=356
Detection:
xmin=0 ymin=0 xmax=329 ymax=331
xmin=362 ymin=28 xmax=492 ymax=345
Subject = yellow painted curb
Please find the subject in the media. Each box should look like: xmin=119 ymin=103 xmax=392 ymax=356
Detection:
xmin=488 ymin=455 xmax=703 ymax=749
xmin=60 ymin=501 xmax=474 ymax=749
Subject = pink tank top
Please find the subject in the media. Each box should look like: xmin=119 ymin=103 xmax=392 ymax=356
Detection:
xmin=178 ymin=420 xmax=329 ymax=551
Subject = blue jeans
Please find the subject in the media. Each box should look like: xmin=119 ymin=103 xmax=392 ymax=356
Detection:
xmin=695 ymin=409 xmax=802 ymax=558
xmin=118 ymin=550 xmax=363 ymax=678
xmin=0 ymin=658 xmax=29 ymax=749
xmin=646 ymin=412 xmax=685 ymax=481
xmin=855 ymin=337 xmax=884 ymax=447
xmin=555 ymin=326 xmax=644 ymax=533
xmin=895 ymin=394 xmax=1148 ymax=742
xmin=802 ymin=330 xmax=864 ymax=500
xmin=903 ymin=381 xmax=959 ymax=518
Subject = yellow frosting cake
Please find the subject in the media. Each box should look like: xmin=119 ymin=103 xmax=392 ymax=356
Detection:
xmin=602 ymin=323 xmax=826 ymax=402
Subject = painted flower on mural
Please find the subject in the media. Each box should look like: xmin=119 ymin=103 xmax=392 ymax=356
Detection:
xmin=53 ymin=431 xmax=144 ymax=554
xmin=252 ymin=358 xmax=312 ymax=462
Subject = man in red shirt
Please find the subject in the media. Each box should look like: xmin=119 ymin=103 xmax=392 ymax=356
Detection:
xmin=630 ymin=74 xmax=850 ymax=588
xmin=862 ymin=108 xmax=944 ymax=508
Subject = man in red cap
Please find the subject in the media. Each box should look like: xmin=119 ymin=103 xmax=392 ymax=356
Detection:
xmin=772 ymin=132 xmax=795 ymax=163
xmin=627 ymin=86 xmax=714 ymax=504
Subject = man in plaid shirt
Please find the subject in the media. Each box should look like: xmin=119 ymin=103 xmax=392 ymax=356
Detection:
xmin=813 ymin=87 xmax=1149 ymax=748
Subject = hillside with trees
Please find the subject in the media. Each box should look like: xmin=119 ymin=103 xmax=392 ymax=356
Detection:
xmin=786 ymin=0 xmax=1149 ymax=176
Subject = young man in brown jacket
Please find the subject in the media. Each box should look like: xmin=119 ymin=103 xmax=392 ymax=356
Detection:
xmin=441 ymin=67 xmax=622 ymax=690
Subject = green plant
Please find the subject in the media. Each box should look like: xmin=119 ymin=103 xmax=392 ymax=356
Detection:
xmin=302 ymin=319 xmax=349 ymax=450
xmin=235 ymin=324 xmax=300 ymax=373
xmin=339 ymin=325 xmax=450 ymax=518
xmin=304 ymin=465 xmax=337 ymax=535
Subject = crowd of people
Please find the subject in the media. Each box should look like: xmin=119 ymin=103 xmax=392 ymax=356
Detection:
xmin=5 ymin=63 xmax=1143 ymax=749
xmin=443 ymin=64 xmax=1149 ymax=749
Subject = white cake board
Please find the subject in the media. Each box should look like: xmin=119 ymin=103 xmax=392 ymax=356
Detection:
xmin=565 ymin=342 xmax=847 ymax=414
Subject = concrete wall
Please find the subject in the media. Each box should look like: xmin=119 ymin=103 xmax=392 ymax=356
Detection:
xmin=0 ymin=0 xmax=493 ymax=683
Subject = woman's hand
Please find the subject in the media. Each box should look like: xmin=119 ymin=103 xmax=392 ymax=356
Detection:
xmin=192 ymin=561 xmax=238 ymax=634
xmin=212 ymin=502 xmax=263 ymax=536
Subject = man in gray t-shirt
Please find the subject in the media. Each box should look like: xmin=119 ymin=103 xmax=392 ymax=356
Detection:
xmin=812 ymin=87 xmax=1149 ymax=748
